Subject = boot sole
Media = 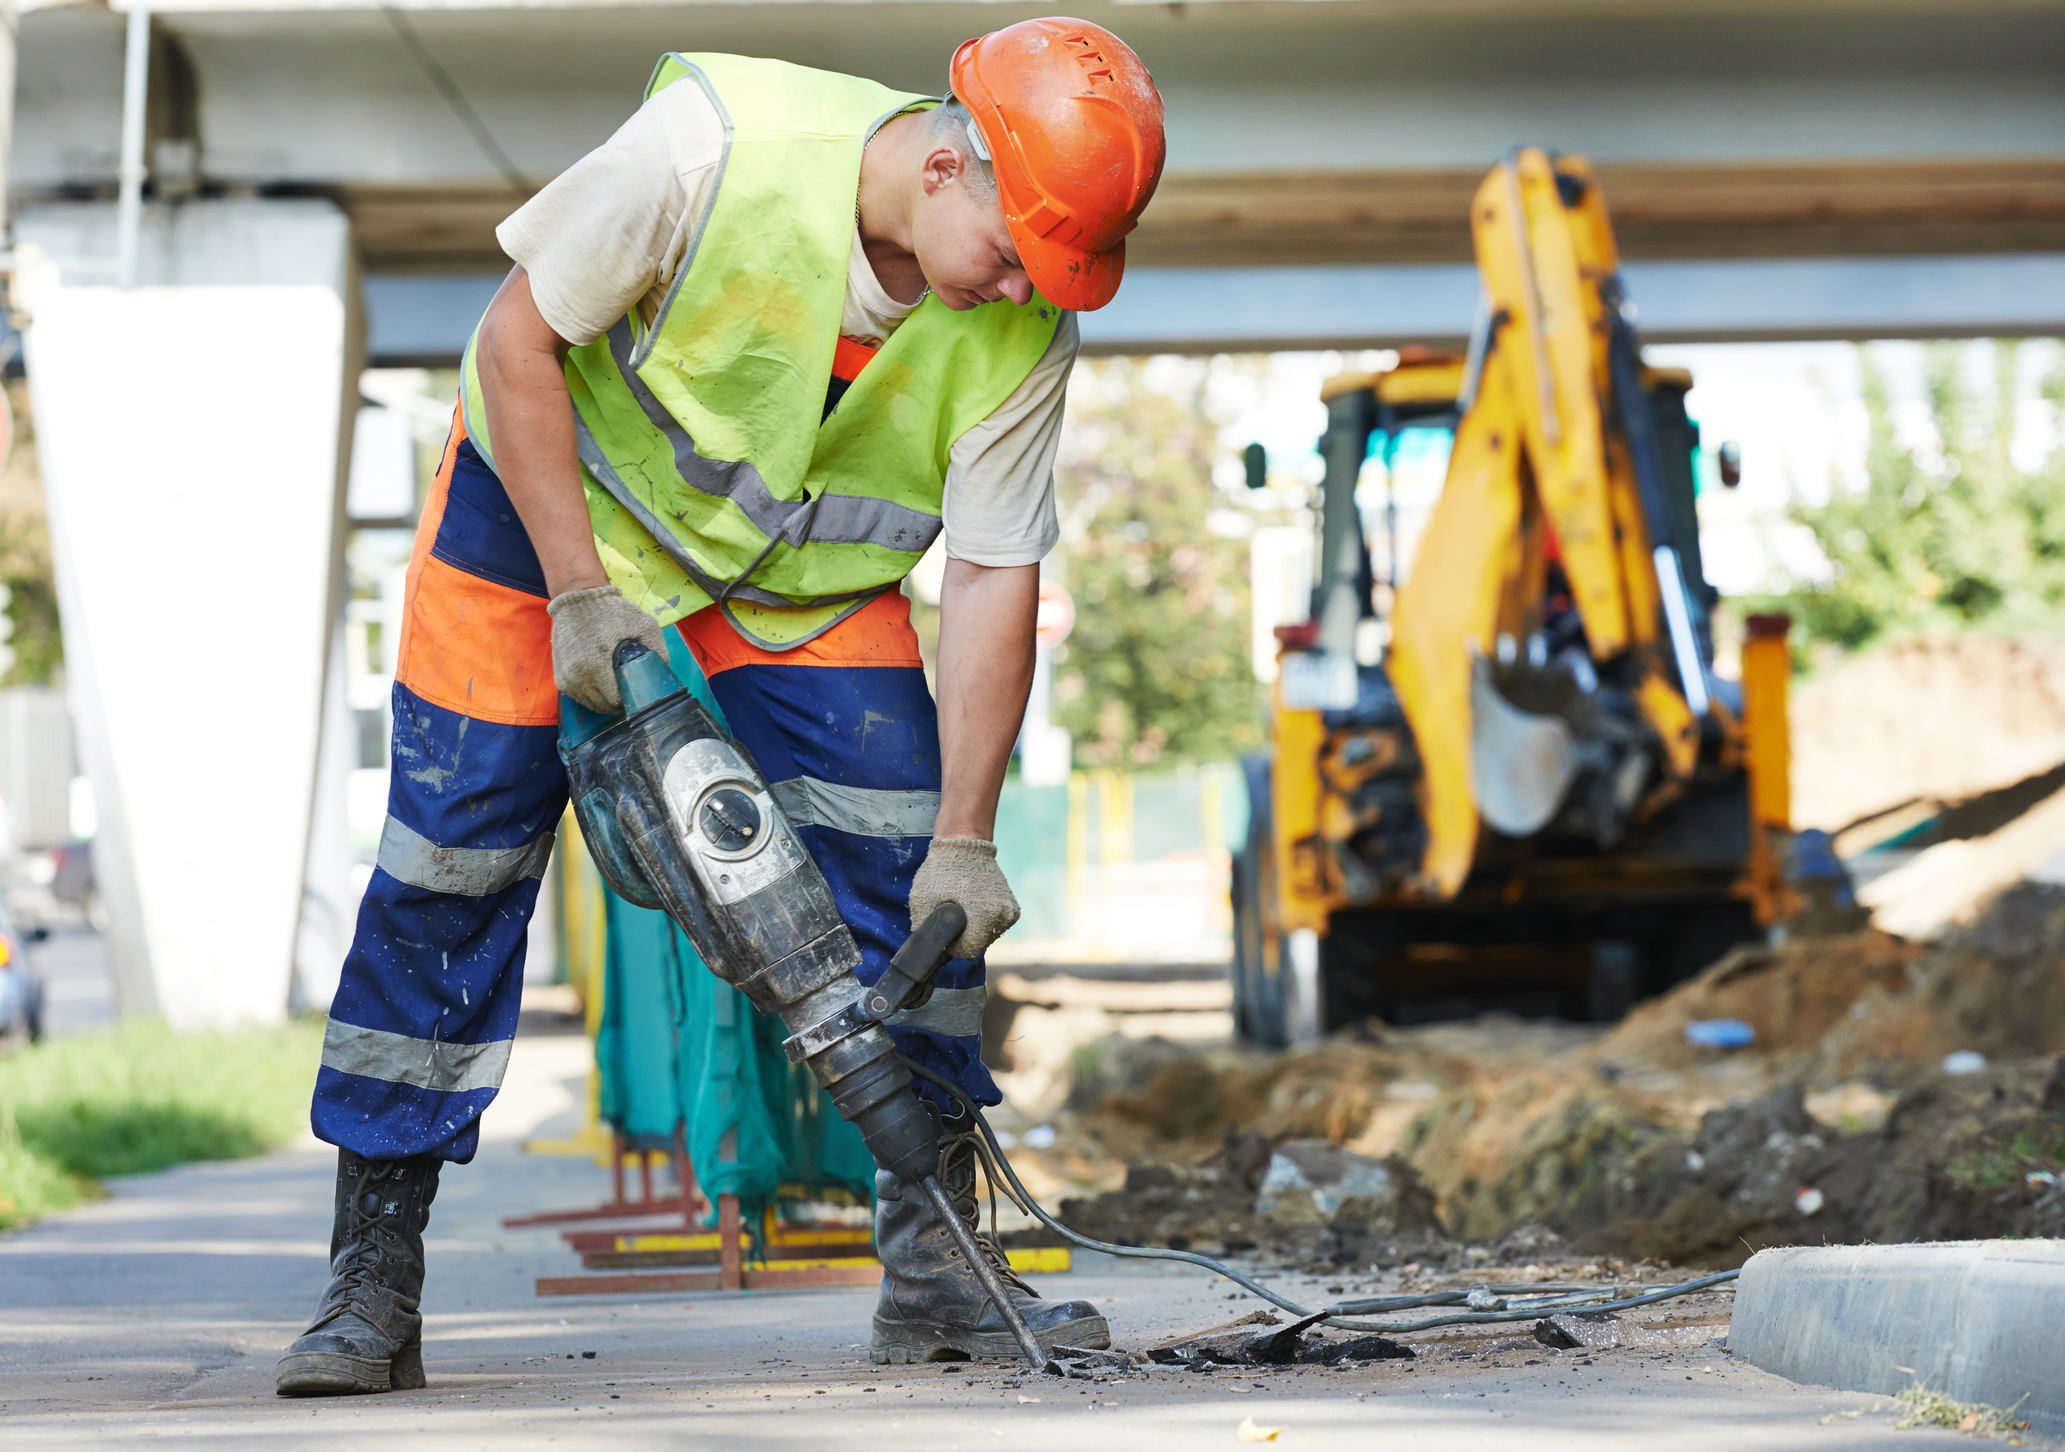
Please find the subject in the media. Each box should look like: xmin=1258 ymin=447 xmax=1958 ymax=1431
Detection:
xmin=869 ymin=1313 xmax=1111 ymax=1365
xmin=275 ymin=1342 xmax=425 ymax=1397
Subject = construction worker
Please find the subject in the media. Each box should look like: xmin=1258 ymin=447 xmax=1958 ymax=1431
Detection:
xmin=277 ymin=20 xmax=1165 ymax=1396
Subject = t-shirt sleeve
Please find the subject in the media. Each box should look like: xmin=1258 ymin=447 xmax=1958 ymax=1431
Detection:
xmin=494 ymin=84 xmax=724 ymax=347
xmin=939 ymin=311 xmax=1079 ymax=567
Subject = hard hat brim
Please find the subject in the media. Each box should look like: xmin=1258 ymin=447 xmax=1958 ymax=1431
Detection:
xmin=1010 ymin=213 xmax=1124 ymax=312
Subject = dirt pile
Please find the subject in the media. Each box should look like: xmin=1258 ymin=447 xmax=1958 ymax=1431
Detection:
xmin=1044 ymin=886 xmax=2065 ymax=1270
xmin=1581 ymin=888 xmax=2065 ymax=1082
xmin=1593 ymin=1067 xmax=2065 ymax=1264
xmin=1791 ymin=634 xmax=2065 ymax=832
xmin=1592 ymin=931 xmax=1920 ymax=1072
xmin=1819 ymin=882 xmax=2065 ymax=1065
xmin=1049 ymin=1140 xmax=1447 ymax=1271
xmin=1859 ymin=778 xmax=2065 ymax=939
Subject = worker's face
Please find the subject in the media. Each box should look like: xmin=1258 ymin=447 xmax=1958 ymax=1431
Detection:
xmin=913 ymin=146 xmax=1033 ymax=311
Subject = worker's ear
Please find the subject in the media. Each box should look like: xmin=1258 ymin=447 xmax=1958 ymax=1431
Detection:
xmin=919 ymin=144 xmax=969 ymax=198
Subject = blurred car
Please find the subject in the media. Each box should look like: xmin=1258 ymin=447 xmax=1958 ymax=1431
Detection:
xmin=50 ymin=841 xmax=95 ymax=919
xmin=0 ymin=895 xmax=47 ymax=1044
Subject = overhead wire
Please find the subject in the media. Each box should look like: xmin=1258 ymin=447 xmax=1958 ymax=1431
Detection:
xmin=379 ymin=2 xmax=532 ymax=196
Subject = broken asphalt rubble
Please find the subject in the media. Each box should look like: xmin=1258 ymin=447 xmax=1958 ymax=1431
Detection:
xmin=1144 ymin=1311 xmax=1414 ymax=1369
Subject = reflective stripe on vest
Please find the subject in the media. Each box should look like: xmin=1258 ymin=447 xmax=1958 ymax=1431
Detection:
xmin=570 ymin=409 xmax=889 ymax=615
xmin=585 ymin=315 xmax=940 ymax=555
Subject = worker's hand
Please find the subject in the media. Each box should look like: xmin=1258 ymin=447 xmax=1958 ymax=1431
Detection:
xmin=909 ymin=838 xmax=1020 ymax=959
xmin=547 ymin=584 xmax=669 ymax=713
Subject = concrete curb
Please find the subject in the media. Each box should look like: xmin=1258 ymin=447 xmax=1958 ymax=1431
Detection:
xmin=1730 ymin=1240 xmax=2065 ymax=1435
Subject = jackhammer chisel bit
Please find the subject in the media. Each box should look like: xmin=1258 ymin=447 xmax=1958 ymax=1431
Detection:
xmin=916 ymin=1173 xmax=1056 ymax=1374
xmin=862 ymin=908 xmax=1061 ymax=1373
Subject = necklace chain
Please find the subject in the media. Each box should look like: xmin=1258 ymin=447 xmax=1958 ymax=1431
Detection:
xmin=856 ymin=125 xmax=875 ymax=230
xmin=856 ymin=121 xmax=929 ymax=304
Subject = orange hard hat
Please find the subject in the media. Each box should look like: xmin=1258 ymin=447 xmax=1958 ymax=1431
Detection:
xmin=950 ymin=17 xmax=1165 ymax=312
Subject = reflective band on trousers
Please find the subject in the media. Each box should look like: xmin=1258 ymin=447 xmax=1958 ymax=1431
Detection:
xmin=377 ymin=817 xmax=554 ymax=897
xmin=769 ymin=776 xmax=940 ymax=839
xmin=322 ymin=1019 xmax=514 ymax=1094
xmin=887 ymin=985 xmax=984 ymax=1038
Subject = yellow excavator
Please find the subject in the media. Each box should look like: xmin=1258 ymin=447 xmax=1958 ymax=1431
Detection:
xmin=1232 ymin=149 xmax=1797 ymax=1045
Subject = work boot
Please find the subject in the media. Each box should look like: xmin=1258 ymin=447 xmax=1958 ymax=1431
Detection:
xmin=276 ymin=1149 xmax=441 ymax=1396
xmin=871 ymin=1103 xmax=1109 ymax=1364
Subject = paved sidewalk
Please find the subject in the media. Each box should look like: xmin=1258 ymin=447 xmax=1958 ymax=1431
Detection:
xmin=0 ymin=1023 xmax=2039 ymax=1450
xmin=28 ymin=924 xmax=117 ymax=1039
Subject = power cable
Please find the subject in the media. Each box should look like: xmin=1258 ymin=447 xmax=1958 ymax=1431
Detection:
xmin=379 ymin=3 xmax=532 ymax=195
xmin=900 ymin=1056 xmax=1739 ymax=1337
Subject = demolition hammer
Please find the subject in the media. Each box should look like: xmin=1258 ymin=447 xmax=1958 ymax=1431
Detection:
xmin=558 ymin=642 xmax=1060 ymax=1372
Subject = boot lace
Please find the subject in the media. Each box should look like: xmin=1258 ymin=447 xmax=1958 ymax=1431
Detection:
xmin=312 ymin=1163 xmax=401 ymax=1325
xmin=939 ymin=1113 xmax=1039 ymax=1296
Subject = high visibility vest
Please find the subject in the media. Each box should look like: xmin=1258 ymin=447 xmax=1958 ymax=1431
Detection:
xmin=460 ymin=52 xmax=1064 ymax=649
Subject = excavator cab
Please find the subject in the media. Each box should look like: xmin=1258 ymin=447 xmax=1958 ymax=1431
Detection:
xmin=1231 ymin=152 xmax=1796 ymax=1048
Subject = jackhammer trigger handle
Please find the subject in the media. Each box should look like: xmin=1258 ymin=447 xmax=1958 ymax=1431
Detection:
xmin=898 ymin=903 xmax=967 ymax=978
xmin=862 ymin=902 xmax=968 ymax=1021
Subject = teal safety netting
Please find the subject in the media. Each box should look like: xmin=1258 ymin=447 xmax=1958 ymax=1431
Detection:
xmin=586 ymin=644 xmax=877 ymax=1232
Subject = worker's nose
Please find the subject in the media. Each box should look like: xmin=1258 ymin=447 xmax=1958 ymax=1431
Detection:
xmin=997 ymin=272 xmax=1033 ymax=307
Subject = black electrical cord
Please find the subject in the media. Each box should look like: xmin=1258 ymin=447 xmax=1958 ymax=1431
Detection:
xmin=900 ymin=1057 xmax=1739 ymax=1336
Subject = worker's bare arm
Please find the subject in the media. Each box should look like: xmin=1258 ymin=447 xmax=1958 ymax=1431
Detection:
xmin=933 ymin=559 xmax=1039 ymax=841
xmin=475 ymin=267 xmax=610 ymax=597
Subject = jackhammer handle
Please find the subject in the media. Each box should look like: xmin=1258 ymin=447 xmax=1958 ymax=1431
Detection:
xmin=863 ymin=903 xmax=967 ymax=1020
xmin=895 ymin=903 xmax=967 ymax=980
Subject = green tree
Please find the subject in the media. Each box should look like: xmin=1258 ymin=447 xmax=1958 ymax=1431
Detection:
xmin=1755 ymin=341 xmax=2065 ymax=659
xmin=0 ymin=380 xmax=66 ymax=687
xmin=1049 ymin=357 xmax=1264 ymax=769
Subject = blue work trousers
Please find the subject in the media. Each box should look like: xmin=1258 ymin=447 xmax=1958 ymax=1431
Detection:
xmin=310 ymin=420 xmax=994 ymax=1163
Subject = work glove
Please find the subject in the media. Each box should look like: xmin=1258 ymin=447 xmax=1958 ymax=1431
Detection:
xmin=547 ymin=584 xmax=669 ymax=714
xmin=909 ymin=837 xmax=1021 ymax=959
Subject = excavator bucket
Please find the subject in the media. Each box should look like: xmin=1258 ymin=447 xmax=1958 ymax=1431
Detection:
xmin=1468 ymin=656 xmax=1577 ymax=837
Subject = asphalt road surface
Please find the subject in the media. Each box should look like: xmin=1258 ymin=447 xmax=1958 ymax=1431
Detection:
xmin=0 ymin=1028 xmax=2039 ymax=1450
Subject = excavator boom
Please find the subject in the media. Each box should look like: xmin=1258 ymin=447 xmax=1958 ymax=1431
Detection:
xmin=1233 ymin=148 xmax=1794 ymax=1047
xmin=1390 ymin=149 xmax=1703 ymax=895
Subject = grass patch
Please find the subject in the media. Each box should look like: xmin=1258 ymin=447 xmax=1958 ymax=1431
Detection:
xmin=1945 ymin=1125 xmax=2065 ymax=1192
xmin=1893 ymin=1382 xmax=2030 ymax=1434
xmin=0 ymin=1017 xmax=325 ymax=1230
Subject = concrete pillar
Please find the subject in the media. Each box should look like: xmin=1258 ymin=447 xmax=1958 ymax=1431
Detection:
xmin=0 ymin=688 xmax=75 ymax=849
xmin=16 ymin=197 xmax=360 ymax=1028
xmin=293 ymin=600 xmax=357 ymax=1016
xmin=0 ymin=0 xmax=15 ymax=239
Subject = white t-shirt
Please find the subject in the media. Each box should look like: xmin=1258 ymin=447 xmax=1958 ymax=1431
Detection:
xmin=496 ymin=82 xmax=1074 ymax=568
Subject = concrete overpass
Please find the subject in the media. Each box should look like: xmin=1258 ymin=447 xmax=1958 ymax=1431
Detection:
xmin=14 ymin=0 xmax=2065 ymax=352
